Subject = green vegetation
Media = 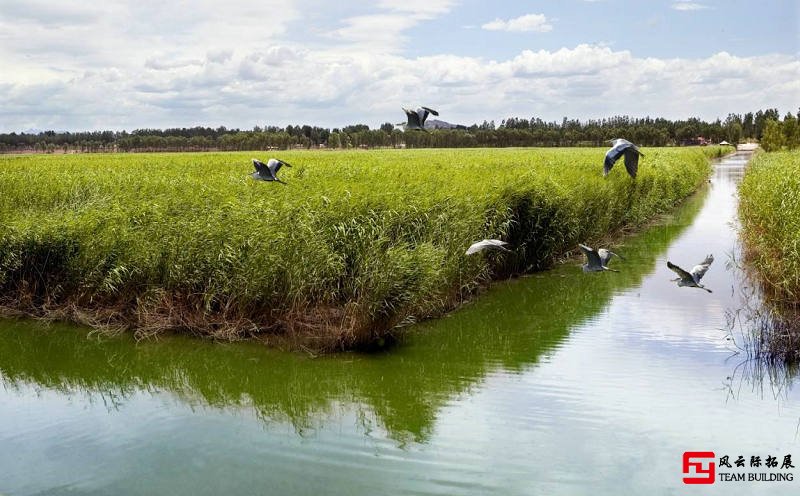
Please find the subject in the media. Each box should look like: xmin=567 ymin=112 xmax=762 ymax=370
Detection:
xmin=0 ymin=186 xmax=711 ymax=442
xmin=1 ymin=107 xmax=789 ymax=153
xmin=740 ymin=150 xmax=800 ymax=301
xmin=0 ymin=147 xmax=725 ymax=349
xmin=739 ymin=150 xmax=800 ymax=360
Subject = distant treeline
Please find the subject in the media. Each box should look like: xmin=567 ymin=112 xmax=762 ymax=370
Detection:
xmin=2 ymin=108 xmax=797 ymax=153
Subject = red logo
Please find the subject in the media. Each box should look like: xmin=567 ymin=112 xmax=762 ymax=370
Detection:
xmin=683 ymin=451 xmax=716 ymax=484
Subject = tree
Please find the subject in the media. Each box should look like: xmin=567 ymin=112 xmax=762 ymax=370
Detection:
xmin=726 ymin=122 xmax=742 ymax=144
xmin=760 ymin=119 xmax=785 ymax=152
xmin=328 ymin=132 xmax=341 ymax=148
xmin=742 ymin=112 xmax=755 ymax=138
xmin=782 ymin=112 xmax=799 ymax=149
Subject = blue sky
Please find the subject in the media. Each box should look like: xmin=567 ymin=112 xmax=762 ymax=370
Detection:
xmin=0 ymin=0 xmax=797 ymax=131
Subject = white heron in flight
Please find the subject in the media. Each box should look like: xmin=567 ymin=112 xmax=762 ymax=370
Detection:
xmin=667 ymin=254 xmax=714 ymax=293
xmin=466 ymin=239 xmax=511 ymax=255
xmin=579 ymin=244 xmax=624 ymax=272
xmin=251 ymin=158 xmax=292 ymax=183
xmin=604 ymin=138 xmax=644 ymax=179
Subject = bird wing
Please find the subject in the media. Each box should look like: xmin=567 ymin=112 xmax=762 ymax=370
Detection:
xmin=598 ymin=248 xmax=618 ymax=266
xmin=420 ymin=106 xmax=439 ymax=116
xmin=603 ymin=145 xmax=626 ymax=176
xmin=264 ymin=159 xmax=283 ymax=178
xmin=466 ymin=239 xmax=509 ymax=255
xmin=466 ymin=240 xmax=490 ymax=255
xmin=690 ymin=254 xmax=714 ymax=282
xmin=667 ymin=261 xmax=693 ymax=281
xmin=417 ymin=108 xmax=430 ymax=126
xmin=622 ymin=147 xmax=640 ymax=179
xmin=579 ymin=244 xmax=602 ymax=267
xmin=252 ymin=158 xmax=269 ymax=174
xmin=403 ymin=107 xmax=421 ymax=128
xmin=485 ymin=239 xmax=511 ymax=251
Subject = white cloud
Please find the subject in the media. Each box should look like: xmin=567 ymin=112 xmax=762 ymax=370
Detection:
xmin=672 ymin=1 xmax=710 ymax=11
xmin=328 ymin=14 xmax=419 ymax=45
xmin=482 ymin=14 xmax=553 ymax=33
xmin=328 ymin=0 xmax=457 ymax=51
xmin=145 ymin=58 xmax=204 ymax=71
xmin=0 ymin=0 xmax=300 ymax=83
xmin=0 ymin=2 xmax=796 ymax=132
xmin=3 ymin=42 xmax=797 ymax=132
xmin=377 ymin=0 xmax=458 ymax=16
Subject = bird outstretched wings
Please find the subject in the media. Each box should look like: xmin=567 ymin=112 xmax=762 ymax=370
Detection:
xmin=420 ymin=106 xmax=439 ymax=118
xmin=252 ymin=158 xmax=271 ymax=176
xmin=598 ymin=248 xmax=622 ymax=267
xmin=267 ymin=158 xmax=290 ymax=176
xmin=604 ymin=139 xmax=643 ymax=178
xmin=622 ymin=147 xmax=641 ymax=178
xmin=403 ymin=108 xmax=422 ymax=128
xmin=402 ymin=106 xmax=438 ymax=130
xmin=579 ymin=244 xmax=602 ymax=268
xmin=667 ymin=261 xmax=693 ymax=281
xmin=690 ymin=254 xmax=714 ymax=282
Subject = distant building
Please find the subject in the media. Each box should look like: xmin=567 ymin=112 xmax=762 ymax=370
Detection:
xmin=681 ymin=136 xmax=710 ymax=146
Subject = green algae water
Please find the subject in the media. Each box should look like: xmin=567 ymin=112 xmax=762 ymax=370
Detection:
xmin=2 ymin=152 xmax=799 ymax=495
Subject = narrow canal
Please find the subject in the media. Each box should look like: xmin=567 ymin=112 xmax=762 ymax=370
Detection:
xmin=2 ymin=151 xmax=797 ymax=495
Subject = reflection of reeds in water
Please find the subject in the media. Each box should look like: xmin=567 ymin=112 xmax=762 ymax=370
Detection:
xmin=724 ymin=351 xmax=799 ymax=406
xmin=727 ymin=303 xmax=800 ymax=363
xmin=727 ymin=241 xmax=800 ymax=364
xmin=724 ymin=266 xmax=800 ymax=403
xmin=724 ymin=272 xmax=800 ymax=414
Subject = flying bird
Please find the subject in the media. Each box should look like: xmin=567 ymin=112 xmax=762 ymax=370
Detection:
xmin=667 ymin=254 xmax=714 ymax=293
xmin=579 ymin=244 xmax=623 ymax=272
xmin=466 ymin=239 xmax=511 ymax=255
xmin=401 ymin=106 xmax=439 ymax=131
xmin=251 ymin=158 xmax=292 ymax=183
xmin=604 ymin=138 xmax=644 ymax=179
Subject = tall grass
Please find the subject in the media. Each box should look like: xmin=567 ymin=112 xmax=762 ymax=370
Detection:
xmin=0 ymin=147 xmax=721 ymax=349
xmin=739 ymin=150 xmax=800 ymax=303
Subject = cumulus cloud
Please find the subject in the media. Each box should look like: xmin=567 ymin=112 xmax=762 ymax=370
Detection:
xmin=482 ymin=14 xmax=553 ymax=33
xmin=145 ymin=58 xmax=204 ymax=71
xmin=377 ymin=0 xmax=458 ymax=16
xmin=4 ymin=42 xmax=797 ymax=132
xmin=328 ymin=0 xmax=457 ymax=50
xmin=329 ymin=14 xmax=419 ymax=45
xmin=0 ymin=1 xmax=796 ymax=132
xmin=672 ymin=1 xmax=710 ymax=11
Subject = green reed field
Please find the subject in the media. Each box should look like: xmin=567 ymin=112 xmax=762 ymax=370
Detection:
xmin=739 ymin=150 xmax=800 ymax=303
xmin=0 ymin=147 xmax=727 ymax=349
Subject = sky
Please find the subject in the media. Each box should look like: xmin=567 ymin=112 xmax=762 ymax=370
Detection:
xmin=0 ymin=0 xmax=797 ymax=132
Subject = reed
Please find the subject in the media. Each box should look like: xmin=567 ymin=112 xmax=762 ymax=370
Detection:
xmin=739 ymin=150 xmax=800 ymax=303
xmin=0 ymin=147 xmax=722 ymax=349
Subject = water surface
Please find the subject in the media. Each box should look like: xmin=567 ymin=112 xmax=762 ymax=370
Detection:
xmin=2 ymin=152 xmax=798 ymax=495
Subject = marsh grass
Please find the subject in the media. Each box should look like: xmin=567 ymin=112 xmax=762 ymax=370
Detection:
xmin=739 ymin=150 xmax=800 ymax=302
xmin=738 ymin=150 xmax=800 ymax=359
xmin=0 ymin=147 xmax=723 ymax=350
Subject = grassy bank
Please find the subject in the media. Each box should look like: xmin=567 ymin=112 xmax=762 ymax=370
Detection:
xmin=738 ymin=150 xmax=800 ymax=360
xmin=0 ymin=147 xmax=724 ymax=349
xmin=739 ymin=150 xmax=800 ymax=301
